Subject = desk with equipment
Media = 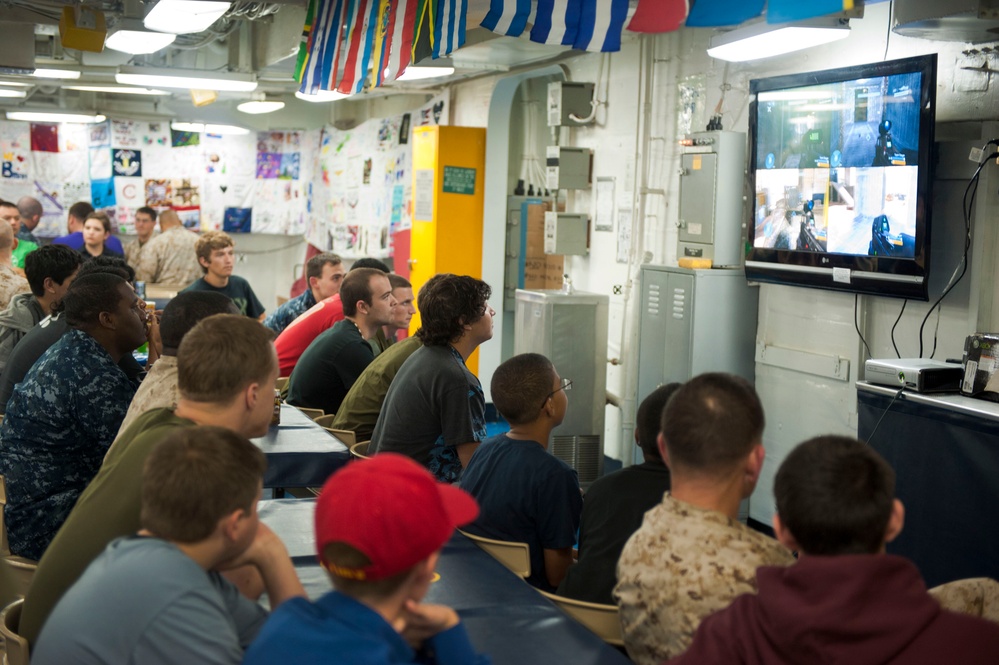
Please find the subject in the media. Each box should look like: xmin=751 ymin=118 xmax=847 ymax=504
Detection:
xmin=259 ymin=499 xmax=631 ymax=665
xmin=857 ymin=381 xmax=999 ymax=588
xmin=252 ymin=405 xmax=350 ymax=489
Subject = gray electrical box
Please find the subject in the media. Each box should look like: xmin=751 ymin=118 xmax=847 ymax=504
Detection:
xmin=547 ymin=81 xmax=595 ymax=126
xmin=546 ymin=146 xmax=592 ymax=190
xmin=677 ymin=131 xmax=746 ymax=267
xmin=514 ymin=289 xmax=609 ymax=486
xmin=545 ymin=212 xmax=588 ymax=255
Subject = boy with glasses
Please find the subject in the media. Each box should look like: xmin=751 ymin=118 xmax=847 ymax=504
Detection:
xmin=459 ymin=353 xmax=581 ymax=591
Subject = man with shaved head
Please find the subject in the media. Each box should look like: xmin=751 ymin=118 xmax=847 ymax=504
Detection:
xmin=135 ymin=208 xmax=201 ymax=287
xmin=0 ymin=218 xmax=29 ymax=310
xmin=16 ymin=196 xmax=42 ymax=245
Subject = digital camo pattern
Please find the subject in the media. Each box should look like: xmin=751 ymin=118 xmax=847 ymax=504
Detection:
xmin=615 ymin=494 xmax=795 ymax=664
xmin=263 ymin=289 xmax=316 ymax=334
xmin=123 ymin=238 xmax=146 ymax=271
xmin=0 ymin=328 xmax=136 ymax=560
xmin=0 ymin=263 xmax=29 ymax=311
xmin=134 ymin=226 xmax=201 ymax=287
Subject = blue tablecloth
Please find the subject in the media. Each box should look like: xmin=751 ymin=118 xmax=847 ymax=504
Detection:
xmin=259 ymin=499 xmax=630 ymax=665
xmin=251 ymin=404 xmax=350 ymax=488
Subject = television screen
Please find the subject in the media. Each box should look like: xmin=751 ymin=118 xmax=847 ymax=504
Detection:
xmin=745 ymin=55 xmax=937 ymax=300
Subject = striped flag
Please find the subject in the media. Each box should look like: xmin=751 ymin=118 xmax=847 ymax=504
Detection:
xmin=299 ymin=0 xmax=348 ymax=94
xmin=767 ymin=0 xmax=854 ymax=23
xmin=368 ymin=0 xmax=392 ymax=88
xmin=480 ymin=0 xmax=532 ymax=37
xmin=627 ymin=0 xmax=687 ymax=33
xmin=337 ymin=0 xmax=375 ymax=94
xmin=433 ymin=0 xmax=468 ymax=57
xmin=685 ymin=0 xmax=765 ymax=27
xmin=572 ymin=0 xmax=629 ymax=52
xmin=529 ymin=0 xmax=582 ymax=46
xmin=385 ymin=0 xmax=417 ymax=80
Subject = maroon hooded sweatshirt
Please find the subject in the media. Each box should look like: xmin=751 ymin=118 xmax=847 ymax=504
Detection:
xmin=669 ymin=554 xmax=999 ymax=665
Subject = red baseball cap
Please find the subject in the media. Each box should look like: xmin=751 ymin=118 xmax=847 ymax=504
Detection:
xmin=315 ymin=453 xmax=479 ymax=581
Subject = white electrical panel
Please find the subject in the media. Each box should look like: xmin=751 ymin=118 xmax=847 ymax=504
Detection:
xmin=544 ymin=212 xmax=588 ymax=255
xmin=546 ymin=146 xmax=592 ymax=190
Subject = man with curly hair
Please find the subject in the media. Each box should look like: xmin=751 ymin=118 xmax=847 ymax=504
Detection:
xmin=368 ymin=273 xmax=493 ymax=483
xmin=181 ymin=231 xmax=265 ymax=321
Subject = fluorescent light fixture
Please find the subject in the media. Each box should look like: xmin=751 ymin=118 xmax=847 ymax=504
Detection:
xmin=707 ymin=19 xmax=850 ymax=63
xmin=0 ymin=89 xmax=27 ymax=98
xmin=395 ymin=66 xmax=455 ymax=81
xmin=170 ymin=121 xmax=249 ymax=135
xmin=116 ymin=66 xmax=256 ymax=92
xmin=66 ymin=85 xmax=170 ymax=96
xmin=237 ymin=100 xmax=285 ymax=114
xmin=32 ymin=68 xmax=82 ymax=80
xmin=294 ymin=89 xmax=350 ymax=103
xmin=106 ymin=23 xmax=177 ymax=55
xmin=6 ymin=111 xmax=106 ymax=123
xmin=144 ymin=0 xmax=232 ymax=35
xmin=0 ymin=81 xmax=32 ymax=87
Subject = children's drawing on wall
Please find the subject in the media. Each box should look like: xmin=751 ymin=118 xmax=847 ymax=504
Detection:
xmin=177 ymin=207 xmax=201 ymax=231
xmin=89 ymin=148 xmax=112 ymax=180
xmin=171 ymin=179 xmax=200 ymax=207
xmin=113 ymin=149 xmax=142 ymax=177
xmin=171 ymin=129 xmax=199 ymax=148
xmin=399 ymin=114 xmax=410 ymax=145
xmin=89 ymin=121 xmax=110 ymax=147
xmin=363 ymin=158 xmax=372 ymax=185
xmin=145 ymin=179 xmax=172 ymax=207
xmin=111 ymin=120 xmax=141 ymax=148
xmin=30 ymin=124 xmax=59 ymax=153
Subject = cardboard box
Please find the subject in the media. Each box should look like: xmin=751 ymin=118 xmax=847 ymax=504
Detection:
xmin=961 ymin=333 xmax=999 ymax=400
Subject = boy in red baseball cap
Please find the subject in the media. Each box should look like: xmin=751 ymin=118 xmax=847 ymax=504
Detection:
xmin=243 ymin=453 xmax=490 ymax=665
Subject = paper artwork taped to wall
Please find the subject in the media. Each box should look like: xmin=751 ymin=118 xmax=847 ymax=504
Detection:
xmin=89 ymin=121 xmax=110 ymax=147
xmin=176 ymin=206 xmax=201 ymax=231
xmin=112 ymin=120 xmax=142 ymax=148
xmin=171 ymin=179 xmax=200 ymax=207
xmin=91 ymin=178 xmax=116 ymax=209
xmin=171 ymin=130 xmax=200 ymax=148
xmin=145 ymin=179 xmax=172 ymax=208
xmin=58 ymin=123 xmax=87 ymax=153
xmin=89 ymin=148 xmax=112 ymax=181
xmin=1 ymin=122 xmax=30 ymax=180
xmin=113 ymin=149 xmax=142 ymax=177
xmin=30 ymin=124 xmax=59 ymax=153
xmin=30 ymin=152 xmax=61 ymax=183
xmin=223 ymin=207 xmax=251 ymax=233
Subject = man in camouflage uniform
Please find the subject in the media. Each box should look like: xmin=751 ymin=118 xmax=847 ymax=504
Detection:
xmin=134 ymin=209 xmax=201 ymax=287
xmin=263 ymin=252 xmax=345 ymax=334
xmin=0 ymin=218 xmax=29 ymax=310
xmin=123 ymin=207 xmax=157 ymax=272
xmin=0 ymin=272 xmax=148 ymax=560
xmin=615 ymin=373 xmax=794 ymax=664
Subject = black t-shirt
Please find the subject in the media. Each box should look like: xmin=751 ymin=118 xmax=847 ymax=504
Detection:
xmin=286 ymin=319 xmax=374 ymax=416
xmin=557 ymin=460 xmax=671 ymax=605
xmin=181 ymin=276 xmax=264 ymax=319
xmin=0 ymin=313 xmax=144 ymax=415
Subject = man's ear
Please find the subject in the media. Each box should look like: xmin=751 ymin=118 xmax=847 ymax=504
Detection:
xmin=773 ymin=514 xmax=799 ymax=552
xmin=198 ymin=255 xmax=209 ymax=269
xmin=657 ymin=432 xmax=670 ymax=469
xmin=308 ymin=276 xmax=319 ymax=291
xmin=42 ymin=276 xmax=55 ymax=294
xmin=98 ymin=310 xmax=115 ymax=329
xmin=11 ymin=237 xmax=17 ymax=251
xmin=744 ymin=443 xmax=765 ymax=486
xmin=884 ymin=498 xmax=905 ymax=544
xmin=244 ymin=380 xmax=261 ymax=411
xmin=220 ymin=508 xmax=246 ymax=543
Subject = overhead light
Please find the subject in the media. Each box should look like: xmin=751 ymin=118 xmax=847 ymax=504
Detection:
xmin=706 ymin=19 xmax=850 ymax=62
xmin=144 ymin=0 xmax=232 ymax=35
xmin=66 ymin=85 xmax=170 ymax=96
xmin=105 ymin=20 xmax=177 ymax=55
xmin=294 ymin=89 xmax=350 ymax=103
xmin=237 ymin=100 xmax=285 ymax=114
xmin=33 ymin=68 xmax=82 ymax=80
xmin=0 ymin=82 xmax=32 ymax=87
xmin=395 ymin=66 xmax=455 ymax=81
xmin=6 ymin=111 xmax=106 ymax=123
xmin=170 ymin=121 xmax=249 ymax=135
xmin=116 ymin=66 xmax=256 ymax=92
xmin=0 ymin=89 xmax=27 ymax=99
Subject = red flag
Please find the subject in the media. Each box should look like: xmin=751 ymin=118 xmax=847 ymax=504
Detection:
xmin=627 ymin=0 xmax=687 ymax=33
xmin=337 ymin=0 xmax=372 ymax=94
xmin=386 ymin=0 xmax=417 ymax=81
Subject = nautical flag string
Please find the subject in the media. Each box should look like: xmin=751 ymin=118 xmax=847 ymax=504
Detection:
xmin=767 ymin=0 xmax=854 ymax=24
xmin=627 ymin=0 xmax=688 ymax=34
xmin=412 ymin=0 xmax=435 ymax=65
xmin=572 ymin=0 xmax=629 ymax=52
xmin=368 ymin=0 xmax=392 ymax=88
xmin=529 ymin=0 xmax=581 ymax=46
xmin=433 ymin=0 xmax=468 ymax=58
xmin=298 ymin=0 xmax=347 ymax=94
xmin=480 ymin=0 xmax=532 ymax=37
xmin=294 ymin=0 xmax=317 ymax=83
xmin=685 ymin=0 xmax=766 ymax=28
xmin=385 ymin=0 xmax=417 ymax=81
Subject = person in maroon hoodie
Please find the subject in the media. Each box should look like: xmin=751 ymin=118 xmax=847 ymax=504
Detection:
xmin=669 ymin=435 xmax=999 ymax=665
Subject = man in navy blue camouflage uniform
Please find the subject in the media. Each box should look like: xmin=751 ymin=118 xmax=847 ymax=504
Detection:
xmin=369 ymin=274 xmax=493 ymax=483
xmin=263 ymin=252 xmax=345 ymax=334
xmin=0 ymin=272 xmax=148 ymax=560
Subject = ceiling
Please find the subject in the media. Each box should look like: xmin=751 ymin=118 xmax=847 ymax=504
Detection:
xmin=0 ymin=0 xmax=575 ymax=127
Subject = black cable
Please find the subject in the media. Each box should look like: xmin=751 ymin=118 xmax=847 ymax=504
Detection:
xmin=883 ymin=1 xmax=893 ymax=61
xmin=918 ymin=150 xmax=999 ymax=357
xmin=865 ymin=387 xmax=905 ymax=444
xmin=891 ymin=299 xmax=907 ymax=358
xmin=855 ymin=294 xmax=872 ymax=359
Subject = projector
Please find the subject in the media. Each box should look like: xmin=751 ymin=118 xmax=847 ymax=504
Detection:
xmin=864 ymin=358 xmax=963 ymax=393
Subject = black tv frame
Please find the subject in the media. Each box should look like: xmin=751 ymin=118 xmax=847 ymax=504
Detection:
xmin=745 ymin=54 xmax=937 ymax=301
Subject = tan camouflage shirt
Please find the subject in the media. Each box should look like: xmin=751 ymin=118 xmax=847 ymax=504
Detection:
xmin=106 ymin=356 xmax=178 ymax=460
xmin=614 ymin=493 xmax=794 ymax=664
xmin=123 ymin=238 xmax=149 ymax=272
xmin=134 ymin=226 xmax=202 ymax=287
xmin=0 ymin=263 xmax=30 ymax=311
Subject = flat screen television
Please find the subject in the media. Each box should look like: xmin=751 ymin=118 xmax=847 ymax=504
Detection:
xmin=745 ymin=54 xmax=937 ymax=300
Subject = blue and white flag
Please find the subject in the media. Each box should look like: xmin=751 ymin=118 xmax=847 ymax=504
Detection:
xmin=434 ymin=0 xmax=468 ymax=57
xmin=530 ymin=0 xmax=582 ymax=46
xmin=480 ymin=0 xmax=532 ymax=37
xmin=572 ymin=0 xmax=629 ymax=52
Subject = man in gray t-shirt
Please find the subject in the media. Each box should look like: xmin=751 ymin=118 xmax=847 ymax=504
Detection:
xmin=33 ymin=426 xmax=305 ymax=664
xmin=369 ymin=274 xmax=494 ymax=483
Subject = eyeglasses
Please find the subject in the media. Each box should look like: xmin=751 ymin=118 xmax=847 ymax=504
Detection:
xmin=540 ymin=378 xmax=572 ymax=410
